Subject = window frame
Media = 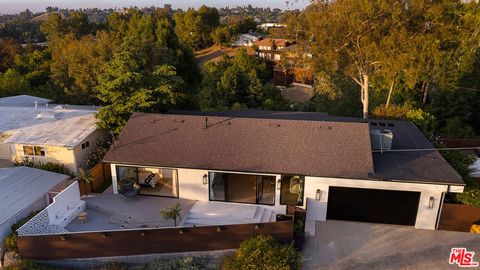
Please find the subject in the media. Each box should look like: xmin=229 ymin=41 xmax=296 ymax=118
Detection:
xmin=279 ymin=175 xmax=305 ymax=206
xmin=22 ymin=145 xmax=46 ymax=158
xmin=208 ymin=171 xmax=276 ymax=206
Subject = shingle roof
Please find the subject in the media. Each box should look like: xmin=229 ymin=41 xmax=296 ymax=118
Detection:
xmin=168 ymin=110 xmax=464 ymax=185
xmin=104 ymin=113 xmax=374 ymax=179
xmin=255 ymin=38 xmax=288 ymax=47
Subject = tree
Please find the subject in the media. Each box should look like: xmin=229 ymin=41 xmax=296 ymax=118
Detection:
xmin=160 ymin=203 xmax=182 ymax=226
xmin=304 ymin=1 xmax=401 ymax=119
xmin=199 ymin=49 xmax=285 ymax=111
xmin=174 ymin=6 xmax=220 ymax=50
xmin=96 ymin=49 xmax=183 ymax=134
xmin=49 ymin=31 xmax=115 ymax=103
xmin=0 ymin=37 xmax=22 ymax=72
xmin=0 ymin=69 xmax=30 ymax=97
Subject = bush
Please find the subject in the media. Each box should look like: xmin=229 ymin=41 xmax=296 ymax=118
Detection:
xmin=372 ymin=104 xmax=436 ymax=135
xmin=457 ymin=188 xmax=480 ymax=208
xmin=222 ymin=235 xmax=301 ymax=270
xmin=15 ymin=156 xmax=73 ymax=177
xmin=142 ymin=257 xmax=208 ymax=270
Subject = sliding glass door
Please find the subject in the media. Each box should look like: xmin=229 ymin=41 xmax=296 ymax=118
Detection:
xmin=116 ymin=165 xmax=179 ymax=197
xmin=209 ymin=172 xmax=276 ymax=205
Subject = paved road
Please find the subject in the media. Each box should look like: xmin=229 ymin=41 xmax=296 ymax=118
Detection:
xmin=302 ymin=221 xmax=480 ymax=270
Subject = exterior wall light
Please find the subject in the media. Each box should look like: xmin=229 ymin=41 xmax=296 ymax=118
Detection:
xmin=254 ymin=224 xmax=261 ymax=230
xmin=101 ymin=232 xmax=107 ymax=238
xmin=140 ymin=231 xmax=146 ymax=237
xmin=202 ymin=174 xmax=208 ymax=185
xmin=178 ymin=229 xmax=184 ymax=234
xmin=277 ymin=179 xmax=281 ymax=190
xmin=428 ymin=196 xmax=434 ymax=209
xmin=60 ymin=235 xmax=66 ymax=241
xmin=216 ymin=226 xmax=223 ymax=232
xmin=315 ymin=189 xmax=321 ymax=201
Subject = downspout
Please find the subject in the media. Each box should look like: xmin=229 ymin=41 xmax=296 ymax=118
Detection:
xmin=435 ymin=191 xmax=446 ymax=230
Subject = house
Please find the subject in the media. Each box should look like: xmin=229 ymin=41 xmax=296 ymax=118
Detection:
xmin=255 ymin=38 xmax=290 ymax=62
xmin=103 ymin=111 xmax=465 ymax=235
xmin=0 ymin=167 xmax=71 ymax=253
xmin=0 ymin=95 xmax=107 ymax=174
xmin=232 ymin=33 xmax=264 ymax=47
xmin=259 ymin=23 xmax=287 ymax=31
xmin=12 ymin=110 xmax=466 ymax=260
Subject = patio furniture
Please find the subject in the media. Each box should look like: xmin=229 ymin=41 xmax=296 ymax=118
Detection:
xmin=118 ymin=178 xmax=140 ymax=202
xmin=78 ymin=211 xmax=88 ymax=223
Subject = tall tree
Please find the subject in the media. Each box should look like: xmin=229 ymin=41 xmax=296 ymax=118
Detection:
xmin=304 ymin=1 xmax=398 ymax=119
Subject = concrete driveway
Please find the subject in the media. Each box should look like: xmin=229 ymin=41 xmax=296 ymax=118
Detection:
xmin=302 ymin=221 xmax=480 ymax=270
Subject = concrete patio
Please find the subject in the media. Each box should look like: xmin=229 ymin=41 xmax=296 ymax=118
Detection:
xmin=302 ymin=220 xmax=480 ymax=270
xmin=65 ymin=194 xmax=196 ymax=232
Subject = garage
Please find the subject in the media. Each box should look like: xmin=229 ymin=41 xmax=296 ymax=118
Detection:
xmin=326 ymin=186 xmax=421 ymax=226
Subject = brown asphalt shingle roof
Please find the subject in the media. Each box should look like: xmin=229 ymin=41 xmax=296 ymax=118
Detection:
xmin=104 ymin=113 xmax=374 ymax=179
xmin=168 ymin=110 xmax=464 ymax=185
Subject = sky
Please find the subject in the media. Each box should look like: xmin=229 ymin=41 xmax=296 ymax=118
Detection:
xmin=0 ymin=0 xmax=309 ymax=14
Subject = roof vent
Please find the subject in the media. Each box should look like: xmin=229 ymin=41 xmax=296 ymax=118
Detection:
xmin=370 ymin=129 xmax=393 ymax=152
xmin=37 ymin=112 xmax=57 ymax=119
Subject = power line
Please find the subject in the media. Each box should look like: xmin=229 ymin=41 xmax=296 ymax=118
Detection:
xmin=372 ymin=146 xmax=480 ymax=153
xmin=452 ymin=86 xmax=480 ymax=92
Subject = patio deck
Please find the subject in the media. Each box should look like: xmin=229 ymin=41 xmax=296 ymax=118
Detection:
xmin=65 ymin=194 xmax=196 ymax=232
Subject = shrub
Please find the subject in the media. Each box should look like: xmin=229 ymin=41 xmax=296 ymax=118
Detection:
xmin=142 ymin=257 xmax=208 ymax=270
xmin=372 ymin=104 xmax=436 ymax=135
xmin=15 ymin=156 xmax=73 ymax=176
xmin=222 ymin=235 xmax=301 ymax=270
xmin=457 ymin=188 xmax=480 ymax=208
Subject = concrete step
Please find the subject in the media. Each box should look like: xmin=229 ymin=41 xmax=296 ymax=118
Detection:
xmin=269 ymin=211 xmax=276 ymax=222
xmin=260 ymin=209 xmax=272 ymax=222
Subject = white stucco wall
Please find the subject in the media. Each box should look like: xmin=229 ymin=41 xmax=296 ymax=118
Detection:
xmin=302 ymin=176 xmax=456 ymax=234
xmin=46 ymin=181 xmax=85 ymax=227
xmin=110 ymin=164 xmax=287 ymax=215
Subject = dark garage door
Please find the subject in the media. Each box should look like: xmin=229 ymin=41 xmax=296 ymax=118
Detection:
xmin=327 ymin=187 xmax=421 ymax=226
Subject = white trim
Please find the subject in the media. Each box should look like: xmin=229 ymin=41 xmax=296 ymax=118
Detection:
xmin=21 ymin=145 xmax=47 ymax=158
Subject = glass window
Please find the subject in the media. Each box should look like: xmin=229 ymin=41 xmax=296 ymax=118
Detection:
xmin=209 ymin=172 xmax=275 ymax=205
xmin=280 ymin=175 xmax=305 ymax=206
xmin=34 ymin=146 xmax=46 ymax=156
xmin=115 ymin=165 xmax=178 ymax=198
xmin=23 ymin=146 xmax=34 ymax=156
xmin=23 ymin=145 xmax=46 ymax=156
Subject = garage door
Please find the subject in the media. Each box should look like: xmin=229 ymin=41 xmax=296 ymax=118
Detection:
xmin=327 ymin=187 xmax=420 ymax=226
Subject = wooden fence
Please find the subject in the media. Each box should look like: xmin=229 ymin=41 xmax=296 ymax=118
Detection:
xmin=438 ymin=203 xmax=480 ymax=232
xmin=79 ymin=163 xmax=111 ymax=195
xmin=17 ymin=219 xmax=293 ymax=260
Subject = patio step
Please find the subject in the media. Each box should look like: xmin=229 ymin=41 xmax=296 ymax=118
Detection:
xmin=182 ymin=204 xmax=278 ymax=227
xmin=260 ymin=209 xmax=272 ymax=222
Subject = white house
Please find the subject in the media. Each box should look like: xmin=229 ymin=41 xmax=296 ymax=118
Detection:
xmin=232 ymin=33 xmax=263 ymax=47
xmin=0 ymin=95 xmax=107 ymax=174
xmin=103 ymin=111 xmax=465 ymax=236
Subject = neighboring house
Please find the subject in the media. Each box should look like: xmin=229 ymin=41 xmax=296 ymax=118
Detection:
xmin=273 ymin=44 xmax=314 ymax=87
xmin=0 ymin=167 xmax=70 ymax=252
xmin=259 ymin=23 xmax=287 ymax=31
xmin=0 ymin=95 xmax=107 ymax=174
xmin=232 ymin=33 xmax=264 ymax=47
xmin=103 ymin=111 xmax=465 ymax=235
xmin=255 ymin=38 xmax=290 ymax=62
